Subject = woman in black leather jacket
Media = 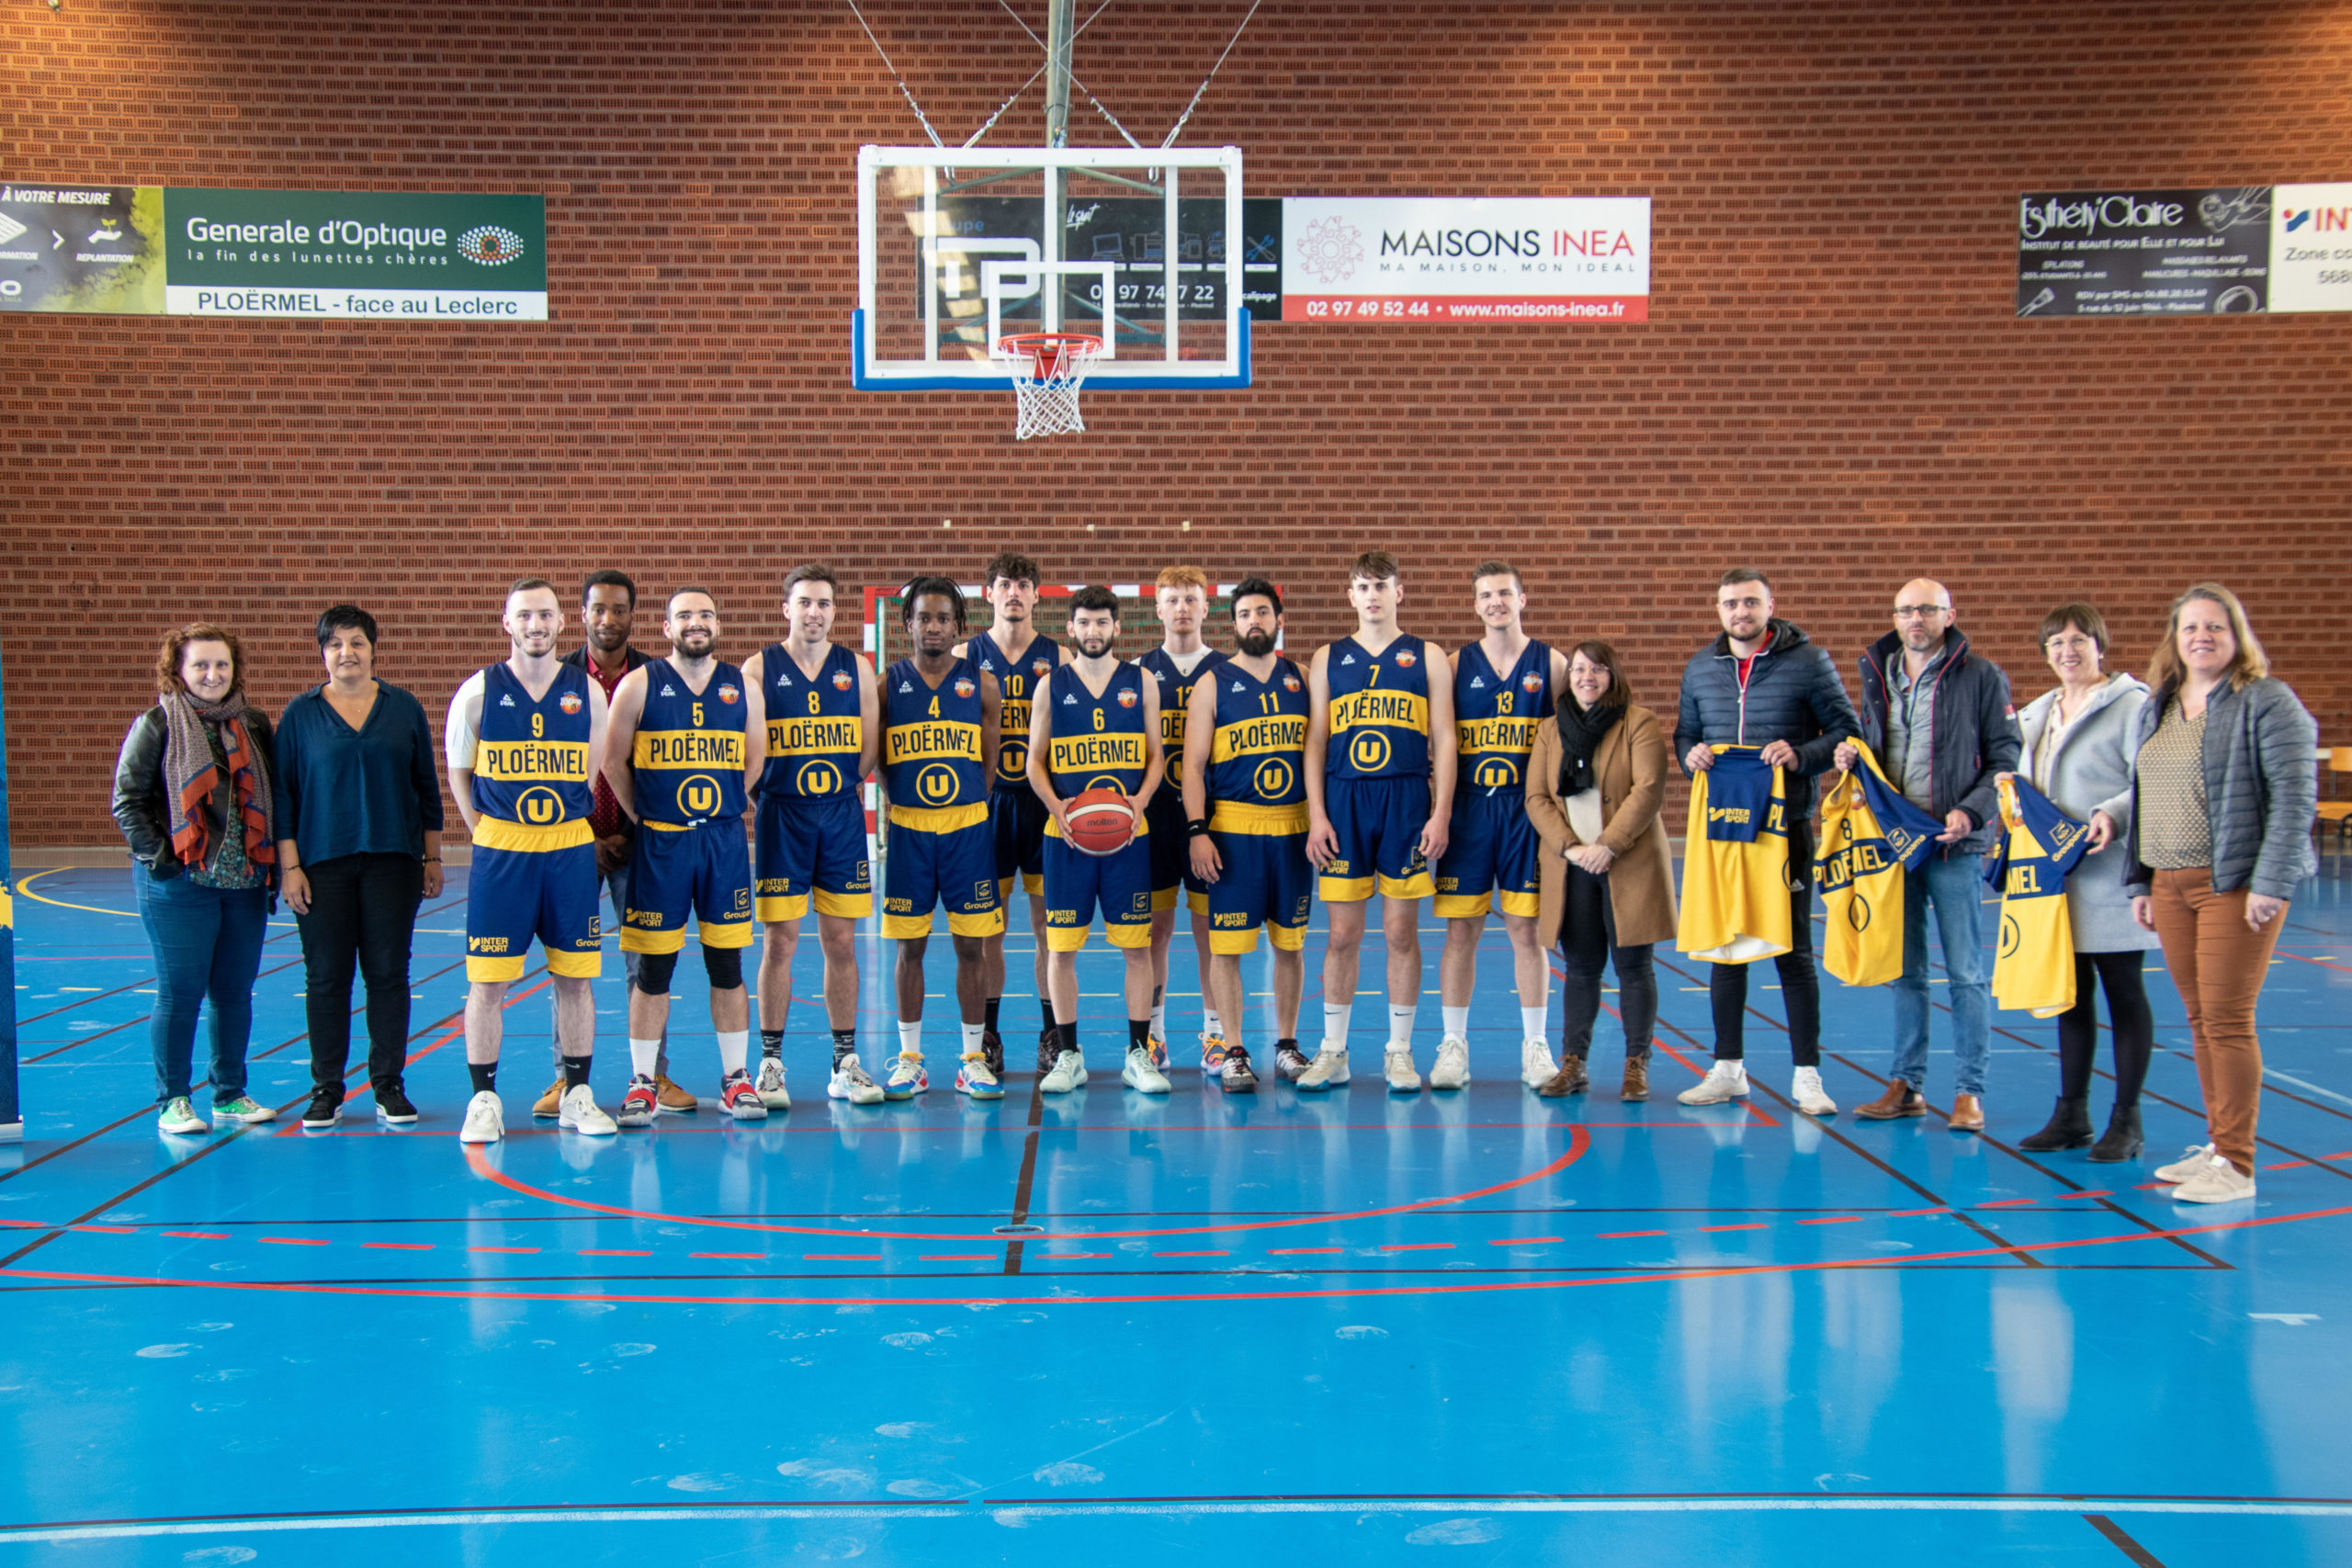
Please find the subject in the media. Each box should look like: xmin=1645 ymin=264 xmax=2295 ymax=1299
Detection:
xmin=111 ymin=623 xmax=283 ymax=1135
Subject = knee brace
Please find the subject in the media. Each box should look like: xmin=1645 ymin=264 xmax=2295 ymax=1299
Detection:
xmin=702 ymin=943 xmax=744 ymax=990
xmin=635 ymin=949 xmax=678 ymax=997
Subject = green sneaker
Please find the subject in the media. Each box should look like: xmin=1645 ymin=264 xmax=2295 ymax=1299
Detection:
xmin=157 ymin=1097 xmax=209 ymax=1134
xmin=211 ymin=1093 xmax=277 ymax=1125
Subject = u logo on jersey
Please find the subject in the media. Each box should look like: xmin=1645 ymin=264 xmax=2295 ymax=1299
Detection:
xmin=797 ymin=760 xmax=842 ymax=797
xmin=1253 ymin=757 xmax=1295 ymax=800
xmin=1001 ymin=739 xmax=1028 ymax=773
xmin=677 ymin=775 xmax=724 ymax=817
xmin=918 ymin=762 xmax=961 ymax=805
xmin=1846 ymin=894 xmax=1872 ymax=932
xmin=1350 ymin=732 xmax=1392 ymax=773
xmin=1999 ymin=912 xmax=2022 ymax=960
xmin=1473 ymin=757 xmax=1520 ymax=790
xmin=517 ymin=786 xmax=564 ymax=825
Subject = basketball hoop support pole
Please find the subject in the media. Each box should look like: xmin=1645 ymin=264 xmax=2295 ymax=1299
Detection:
xmin=1042 ymin=0 xmax=1076 ymax=333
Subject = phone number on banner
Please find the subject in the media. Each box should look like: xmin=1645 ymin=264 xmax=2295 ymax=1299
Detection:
xmin=1284 ymin=294 xmax=1646 ymax=322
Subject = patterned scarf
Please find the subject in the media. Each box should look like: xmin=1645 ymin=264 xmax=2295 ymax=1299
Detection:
xmin=160 ymin=688 xmax=276 ymax=872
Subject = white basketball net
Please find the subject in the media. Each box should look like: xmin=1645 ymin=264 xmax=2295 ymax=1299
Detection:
xmin=993 ymin=333 xmax=1102 ymax=440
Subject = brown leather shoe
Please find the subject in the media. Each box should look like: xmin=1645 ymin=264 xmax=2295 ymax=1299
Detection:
xmin=1539 ymin=1055 xmax=1590 ymax=1098
xmin=530 ymin=1077 xmax=565 ymax=1119
xmin=1855 ymin=1079 xmax=1926 ymax=1120
xmin=1948 ymin=1093 xmax=1985 ymax=1132
xmin=654 ymin=1073 xmax=699 ymax=1112
xmin=1621 ymin=1057 xmax=1649 ymax=1102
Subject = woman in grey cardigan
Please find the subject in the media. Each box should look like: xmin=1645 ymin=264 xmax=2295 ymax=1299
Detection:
xmin=2008 ymin=604 xmax=2158 ymax=1161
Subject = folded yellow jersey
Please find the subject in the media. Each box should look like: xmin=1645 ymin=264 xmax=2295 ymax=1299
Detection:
xmin=1815 ymin=739 xmax=1942 ymax=987
xmin=1984 ymin=774 xmax=2096 ymax=1017
xmin=1676 ymin=746 xmax=1793 ymax=964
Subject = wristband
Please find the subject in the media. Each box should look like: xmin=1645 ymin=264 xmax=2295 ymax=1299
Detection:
xmin=1187 ymin=818 xmax=1210 ymax=838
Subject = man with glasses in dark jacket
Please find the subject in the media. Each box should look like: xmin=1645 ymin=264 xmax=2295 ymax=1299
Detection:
xmin=1674 ymin=568 xmax=1860 ymax=1116
xmin=1836 ymin=578 xmax=2019 ymax=1132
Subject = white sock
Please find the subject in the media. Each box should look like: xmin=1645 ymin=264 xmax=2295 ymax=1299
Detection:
xmin=1442 ymin=1004 xmax=1470 ymax=1042
xmin=628 ymin=1037 xmax=661 ymax=1078
xmin=1203 ymin=1008 xmax=1223 ymax=1041
xmin=960 ymin=1021 xmax=986 ymax=1058
xmin=1521 ymin=1004 xmax=1547 ymax=1043
xmin=716 ymin=1031 xmax=748 ymax=1078
xmin=1388 ymin=1003 xmax=1418 ymax=1049
xmin=898 ymin=1020 xmax=922 ymax=1058
xmin=1321 ymin=1000 xmax=1351 ymax=1055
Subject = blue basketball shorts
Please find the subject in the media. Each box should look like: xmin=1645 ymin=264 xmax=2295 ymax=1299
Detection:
xmin=1433 ymin=790 xmax=1544 ymax=919
xmin=883 ymin=812 xmax=1005 ymax=940
xmin=1147 ymin=797 xmax=1209 ymax=912
xmin=1202 ymin=803 xmax=1314 ymax=955
xmin=1042 ymin=830 xmax=1155 ymax=953
xmin=989 ymin=786 xmax=1048 ymax=901
xmin=755 ymin=793 xmax=873 ymax=922
xmin=618 ymin=820 xmax=755 ymax=954
xmin=1319 ymin=774 xmax=1433 ymax=902
xmin=466 ymin=838 xmax=603 ymax=983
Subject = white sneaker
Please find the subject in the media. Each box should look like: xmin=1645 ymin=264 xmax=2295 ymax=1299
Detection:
xmin=1040 ymin=1048 xmax=1088 ymax=1094
xmin=157 ymin=1096 xmax=209 ymax=1135
xmin=1385 ymin=1047 xmax=1422 ymax=1094
xmin=828 ymin=1053 xmax=886 ymax=1105
xmin=2169 ymin=1154 xmax=2257 ymax=1205
xmin=1521 ymin=1038 xmax=1559 ymax=1089
xmin=1791 ymin=1066 xmax=1837 ymax=1117
xmin=459 ymin=1089 xmax=505 ymax=1144
xmin=2154 ymin=1143 xmax=2216 ymax=1183
xmin=559 ymin=1083 xmax=616 ymax=1136
xmin=1430 ymin=1037 xmax=1470 ymax=1090
xmin=1122 ymin=1045 xmax=1171 ymax=1095
xmin=1296 ymin=1048 xmax=1351 ymax=1091
xmin=1677 ymin=1060 xmax=1749 ymax=1106
xmin=754 ymin=1055 xmax=792 ymax=1111
xmin=884 ymin=1052 xmax=928 ymax=1100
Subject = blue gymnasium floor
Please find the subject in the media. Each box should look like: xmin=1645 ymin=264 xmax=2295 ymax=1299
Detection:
xmin=4 ymin=862 xmax=2352 ymax=1567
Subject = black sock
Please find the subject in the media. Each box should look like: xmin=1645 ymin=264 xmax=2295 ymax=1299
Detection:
xmin=983 ymin=997 xmax=1001 ymax=1032
xmin=562 ymin=1055 xmax=591 ymax=1089
xmin=1042 ymin=997 xmax=1057 ymax=1033
xmin=831 ymin=1028 xmax=855 ymax=1066
xmin=469 ymin=1061 xmax=498 ymax=1095
xmin=760 ymin=1029 xmax=784 ymax=1060
xmin=1275 ymin=1036 xmax=1298 ymax=1055
xmin=1057 ymin=1020 xmax=1079 ymax=1055
xmin=1129 ymin=1018 xmax=1152 ymax=1054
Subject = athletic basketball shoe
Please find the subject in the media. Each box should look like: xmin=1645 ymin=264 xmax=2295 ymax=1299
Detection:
xmin=458 ymin=1090 xmax=504 ymax=1145
xmin=1122 ymin=1045 xmax=1171 ymax=1094
xmin=1036 ymin=1027 xmax=1060 ymax=1076
xmin=2168 ymin=1153 xmax=2256 ymax=1205
xmin=376 ymin=1082 xmax=419 ymax=1125
xmin=157 ymin=1097 xmax=209 ymax=1135
xmin=1273 ymin=1042 xmax=1315 ymax=1082
xmin=1385 ymin=1047 xmax=1422 ymax=1094
xmin=956 ymin=1053 xmax=1004 ymax=1100
xmin=300 ymin=1089 xmax=342 ymax=1131
xmin=1521 ymin=1038 xmax=1559 ymax=1089
xmin=1430 ymin=1038 xmax=1470 ymax=1091
xmin=1201 ymin=1033 xmax=1231 ymax=1076
xmin=829 ymin=1053 xmax=887 ymax=1105
xmin=1677 ymin=1059 xmax=1750 ymax=1105
xmin=885 ymin=1052 xmax=929 ymax=1100
xmin=1791 ymin=1066 xmax=1837 ymax=1117
xmin=981 ymin=1028 xmax=1005 ymax=1078
xmin=532 ymin=1077 xmax=565 ymax=1118
xmin=1040 ymin=1049 xmax=1089 ymax=1094
xmin=1218 ymin=1043 xmax=1259 ymax=1094
xmin=1147 ymin=1033 xmax=1169 ymax=1070
xmin=560 ymin=1083 xmax=617 ymax=1135
xmin=753 ymin=1056 xmax=791 ymax=1111
xmin=2154 ymin=1143 xmax=2216 ymax=1183
xmin=718 ymin=1069 xmax=768 ymax=1121
xmin=213 ymin=1093 xmax=277 ymax=1124
xmin=1295 ymin=1048 xmax=1350 ymax=1091
xmin=617 ymin=1075 xmax=660 ymax=1128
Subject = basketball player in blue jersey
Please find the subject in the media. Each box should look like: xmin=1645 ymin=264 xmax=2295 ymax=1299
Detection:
xmin=882 ymin=577 xmax=1006 ymax=1100
xmin=1183 ymin=578 xmax=1315 ymax=1090
xmin=956 ymin=550 xmax=1071 ymax=1076
xmin=1138 ymin=565 xmax=1224 ymax=1070
xmin=602 ymin=589 xmax=769 ymax=1123
xmin=1025 ymin=587 xmax=1170 ymax=1094
xmin=743 ymin=565 xmax=885 ymax=1109
xmin=1436 ymin=560 xmax=1571 ymax=1091
xmin=444 ymin=578 xmax=616 ymax=1144
xmin=1303 ymin=550 xmax=1458 ymax=1093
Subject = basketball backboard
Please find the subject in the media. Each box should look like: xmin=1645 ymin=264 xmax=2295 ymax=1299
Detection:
xmin=854 ymin=144 xmax=1251 ymax=391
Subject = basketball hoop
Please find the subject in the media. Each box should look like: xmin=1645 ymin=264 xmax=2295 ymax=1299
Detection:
xmin=992 ymin=332 xmax=1103 ymax=440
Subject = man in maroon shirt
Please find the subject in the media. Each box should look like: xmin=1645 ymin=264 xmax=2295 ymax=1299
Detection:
xmin=531 ymin=570 xmax=695 ymax=1117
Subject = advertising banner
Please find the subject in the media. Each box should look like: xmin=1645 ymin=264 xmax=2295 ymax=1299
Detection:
xmin=0 ymin=183 xmax=547 ymax=320
xmin=2269 ymin=183 xmax=2352 ymax=314
xmin=1280 ymin=196 xmax=1649 ymax=322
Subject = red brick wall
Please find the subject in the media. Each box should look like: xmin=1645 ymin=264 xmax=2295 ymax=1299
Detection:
xmin=5 ymin=1 xmax=2346 ymax=846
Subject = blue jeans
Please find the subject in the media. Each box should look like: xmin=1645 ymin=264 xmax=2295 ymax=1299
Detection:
xmin=1890 ymin=851 xmax=1990 ymax=1096
xmin=137 ymin=865 xmax=269 ymax=1104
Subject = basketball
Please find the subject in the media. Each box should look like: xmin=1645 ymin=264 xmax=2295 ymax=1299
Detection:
xmin=1063 ymin=786 xmax=1136 ymax=855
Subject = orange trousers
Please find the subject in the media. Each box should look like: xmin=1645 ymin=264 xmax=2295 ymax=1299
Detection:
xmin=2147 ymin=868 xmax=2282 ymax=1176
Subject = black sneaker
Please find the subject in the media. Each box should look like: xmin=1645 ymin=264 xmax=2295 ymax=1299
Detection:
xmin=981 ymin=1028 xmax=1005 ymax=1078
xmin=1220 ymin=1043 xmax=1260 ymax=1094
xmin=300 ymin=1089 xmax=342 ymax=1130
xmin=1273 ymin=1043 xmax=1314 ymax=1082
xmin=1036 ymin=1026 xmax=1059 ymax=1076
xmin=375 ymin=1081 xmax=419 ymax=1125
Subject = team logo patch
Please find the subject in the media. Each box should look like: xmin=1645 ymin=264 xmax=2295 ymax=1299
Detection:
xmin=718 ymin=684 xmax=740 ymax=705
xmin=1032 ymin=659 xmax=1052 ymax=676
xmin=558 ymin=691 xmax=582 ymax=715
xmin=954 ymin=678 xmax=977 ymax=699
xmin=1283 ymin=674 xmax=1301 ymax=693
xmin=1521 ymin=671 xmax=1544 ymax=694
xmin=1396 ymin=648 xmax=1418 ymax=669
xmin=833 ymin=670 xmax=854 ymax=691
xmin=1116 ymin=687 xmax=1138 ymax=707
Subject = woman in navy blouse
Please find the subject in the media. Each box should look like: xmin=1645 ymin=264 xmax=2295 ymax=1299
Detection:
xmin=273 ymin=605 xmax=446 ymax=1130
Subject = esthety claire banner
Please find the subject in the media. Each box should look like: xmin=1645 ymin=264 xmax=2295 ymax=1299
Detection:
xmin=1280 ymin=196 xmax=1650 ymax=323
xmin=0 ymin=184 xmax=547 ymax=320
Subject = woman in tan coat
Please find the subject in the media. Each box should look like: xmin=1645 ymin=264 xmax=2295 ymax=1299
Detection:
xmin=1525 ymin=640 xmax=1679 ymax=1100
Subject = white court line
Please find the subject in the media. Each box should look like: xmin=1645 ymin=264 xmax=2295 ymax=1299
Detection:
xmin=2263 ymin=1067 xmax=2352 ymax=1111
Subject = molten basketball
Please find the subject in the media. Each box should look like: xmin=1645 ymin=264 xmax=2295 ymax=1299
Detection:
xmin=1064 ymin=787 xmax=1137 ymax=856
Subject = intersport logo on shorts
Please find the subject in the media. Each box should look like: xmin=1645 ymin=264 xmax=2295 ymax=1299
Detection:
xmin=1283 ymin=195 xmax=1651 ymax=322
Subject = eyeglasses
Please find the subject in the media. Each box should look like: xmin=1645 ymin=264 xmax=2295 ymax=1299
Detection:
xmin=1892 ymin=605 xmax=1949 ymax=619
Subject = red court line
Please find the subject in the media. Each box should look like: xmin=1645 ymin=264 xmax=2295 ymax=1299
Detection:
xmin=71 ymin=1225 xmax=136 ymax=1235
xmin=1486 ymin=1236 xmax=1562 ymax=1247
xmin=22 ymin=1202 xmax=2344 ymax=1308
xmin=259 ymin=1237 xmax=329 ymax=1247
xmin=1890 ymin=1207 xmax=1951 ymax=1217
xmin=1978 ymin=1198 xmax=2039 ymax=1209
xmin=2056 ymin=1191 xmax=2113 ymax=1201
xmin=804 ymin=1254 xmax=882 ymax=1261
xmin=1154 ymin=1250 xmax=1230 ymax=1258
xmin=1799 ymin=1216 xmax=1864 ymax=1226
xmin=364 ymin=1242 xmax=435 ymax=1251
xmin=578 ymin=1249 xmax=650 ymax=1258
xmin=459 ymin=1123 xmax=1591 ymax=1245
xmin=691 ymin=1252 xmax=766 ymax=1260
xmin=1267 ymin=1247 xmax=1341 ymax=1256
xmin=1698 ymin=1224 xmax=1768 ymax=1234
xmin=919 ymin=1255 xmax=998 ymax=1261
xmin=1598 ymin=1230 xmax=1666 ymax=1239
xmin=2267 ymin=1162 xmax=2309 ymax=1171
xmin=159 ymin=1231 xmax=226 ymax=1240
xmin=1041 ymin=1253 xmax=1112 ymax=1260
xmin=1376 ymin=1242 xmax=1453 ymax=1252
xmin=469 ymin=1246 xmax=538 ymax=1255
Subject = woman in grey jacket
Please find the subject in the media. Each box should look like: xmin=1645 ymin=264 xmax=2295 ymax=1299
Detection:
xmin=2008 ymin=605 xmax=2158 ymax=1161
xmin=2125 ymin=583 xmax=2317 ymax=1206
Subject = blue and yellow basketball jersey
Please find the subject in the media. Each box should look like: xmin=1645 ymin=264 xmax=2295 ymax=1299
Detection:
xmin=1208 ymin=658 xmax=1310 ymax=831
xmin=1042 ymin=661 xmax=1152 ymax=838
xmin=1138 ymin=646 xmax=1226 ymax=815
xmin=1453 ymin=638 xmax=1554 ymax=798
xmin=969 ymin=629 xmax=1061 ymax=794
xmin=1984 ymin=775 xmax=2096 ymax=1017
xmin=1815 ymin=739 xmax=1942 ymax=987
xmin=471 ymin=661 xmax=595 ymax=849
xmin=1675 ymin=747 xmax=1793 ymax=964
xmin=881 ymin=655 xmax=989 ymax=829
xmin=629 ymin=658 xmax=748 ymax=827
xmin=1325 ymin=633 xmax=1432 ymax=781
xmin=757 ymin=641 xmax=863 ymax=805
